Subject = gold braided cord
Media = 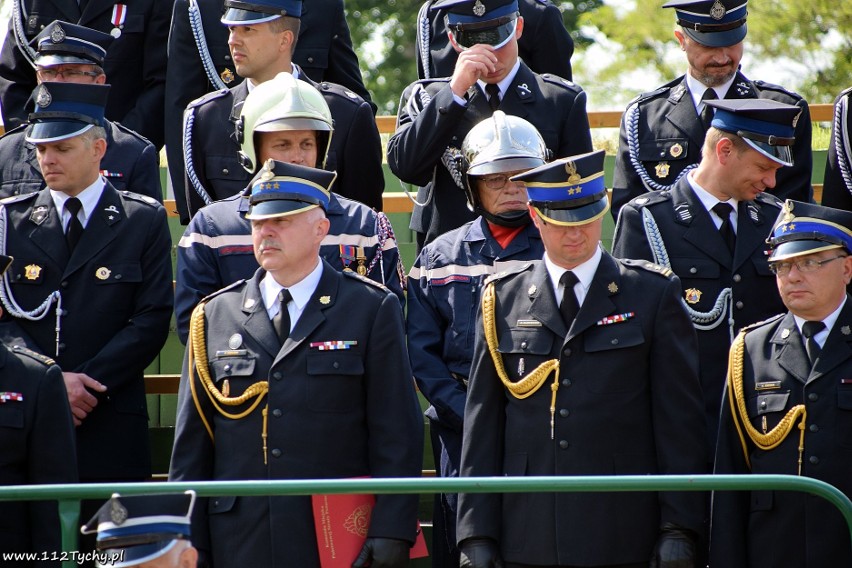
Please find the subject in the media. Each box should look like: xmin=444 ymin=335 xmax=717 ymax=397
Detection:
xmin=727 ymin=330 xmax=808 ymax=474
xmin=188 ymin=301 xmax=270 ymax=459
xmin=482 ymin=281 xmax=560 ymax=399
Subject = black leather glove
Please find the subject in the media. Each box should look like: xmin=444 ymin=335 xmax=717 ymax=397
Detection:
xmin=459 ymin=538 xmax=504 ymax=568
xmin=351 ymin=537 xmax=410 ymax=568
xmin=649 ymin=523 xmax=697 ymax=568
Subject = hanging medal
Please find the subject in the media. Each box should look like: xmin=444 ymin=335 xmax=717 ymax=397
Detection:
xmin=356 ymin=246 xmax=367 ymax=276
xmin=110 ymin=4 xmax=127 ymax=38
xmin=339 ymin=244 xmax=356 ymax=272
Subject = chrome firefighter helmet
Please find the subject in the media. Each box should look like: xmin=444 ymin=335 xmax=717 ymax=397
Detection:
xmin=236 ymin=72 xmax=334 ymax=173
xmin=460 ymin=111 xmax=549 ymax=226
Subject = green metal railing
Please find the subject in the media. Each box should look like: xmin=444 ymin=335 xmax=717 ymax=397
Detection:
xmin=1 ymin=475 xmax=850 ymax=567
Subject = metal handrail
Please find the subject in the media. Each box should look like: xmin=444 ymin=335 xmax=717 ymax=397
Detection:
xmin=2 ymin=474 xmax=850 ymax=567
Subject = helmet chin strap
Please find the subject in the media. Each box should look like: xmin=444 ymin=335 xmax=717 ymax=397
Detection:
xmin=479 ymin=206 xmax=530 ymax=228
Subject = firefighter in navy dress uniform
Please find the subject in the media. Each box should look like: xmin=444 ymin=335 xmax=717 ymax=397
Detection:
xmin=175 ymin=72 xmax=404 ymax=344
xmin=610 ymin=0 xmax=812 ymax=219
xmin=613 ymin=99 xmax=801 ymax=452
xmin=712 ymin=200 xmax=852 ymax=568
xmin=821 ymin=87 xmax=852 ymax=210
xmin=170 ymin=160 xmax=423 ymax=568
xmin=175 ymin=0 xmax=383 ymax=222
xmin=456 ymin=150 xmax=707 ymax=567
xmin=0 ymin=21 xmax=161 ymax=203
xmin=407 ymin=111 xmax=548 ymax=567
xmin=0 ymin=254 xmax=78 ymax=566
xmin=387 ymin=0 xmax=592 ymax=249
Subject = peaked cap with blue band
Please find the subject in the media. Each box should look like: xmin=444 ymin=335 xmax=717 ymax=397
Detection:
xmin=706 ymin=98 xmax=801 ymax=167
xmin=221 ymin=0 xmax=302 ymax=25
xmin=245 ymin=159 xmax=335 ymax=219
xmin=663 ymin=0 xmax=748 ymax=47
xmin=32 ymin=21 xmax=113 ymax=67
xmin=436 ymin=0 xmax=520 ymax=50
xmin=767 ymin=200 xmax=852 ymax=262
xmin=511 ymin=149 xmax=610 ymax=226
xmin=81 ymin=491 xmax=195 ymax=568
xmin=25 ymin=82 xmax=109 ymax=144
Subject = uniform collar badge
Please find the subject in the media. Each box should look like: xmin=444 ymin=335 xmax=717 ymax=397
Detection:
xmin=528 ymin=284 xmax=537 ymax=296
xmin=607 ymin=282 xmax=618 ymax=294
xmin=29 ymin=205 xmax=48 ymax=225
xmin=781 ymin=328 xmax=791 ymax=339
xmin=842 ymin=325 xmax=851 ymax=336
xmin=319 ymin=296 xmax=331 ymax=305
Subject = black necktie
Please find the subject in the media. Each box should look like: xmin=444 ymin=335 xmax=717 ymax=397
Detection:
xmin=559 ymin=271 xmax=580 ymax=328
xmin=802 ymin=321 xmax=826 ymax=365
xmin=272 ymin=289 xmax=292 ymax=343
xmin=700 ymin=88 xmax=717 ymax=130
xmin=485 ymin=83 xmax=501 ymax=111
xmin=712 ymin=202 xmax=736 ymax=254
xmin=64 ymin=197 xmax=84 ymax=252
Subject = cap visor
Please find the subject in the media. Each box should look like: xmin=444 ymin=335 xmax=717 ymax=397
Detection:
xmin=743 ymin=138 xmax=794 ymax=167
xmin=25 ymin=122 xmax=92 ymax=144
xmin=468 ymin=156 xmax=545 ymax=177
xmin=453 ymin=19 xmax=516 ymax=50
xmin=532 ymin=194 xmax=610 ymax=226
xmin=246 ymin=200 xmax=319 ymax=220
xmin=221 ymin=8 xmax=281 ymax=24
xmin=100 ymin=540 xmax=176 ymax=568
xmin=255 ymin=117 xmax=331 ymax=132
xmin=35 ymin=55 xmax=97 ymax=66
xmin=683 ymin=22 xmax=746 ymax=48
xmin=768 ymin=241 xmax=842 ymax=262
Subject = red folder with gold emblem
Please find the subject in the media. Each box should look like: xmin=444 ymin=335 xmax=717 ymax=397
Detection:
xmin=311 ymin=491 xmax=428 ymax=567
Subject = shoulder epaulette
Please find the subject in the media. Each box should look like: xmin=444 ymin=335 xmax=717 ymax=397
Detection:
xmin=316 ymin=82 xmax=367 ymax=106
xmin=110 ymin=121 xmax=154 ymax=145
xmin=484 ymin=261 xmax=534 ymax=286
xmin=628 ymin=76 xmax=683 ymax=106
xmin=0 ymin=192 xmax=38 ymax=205
xmin=186 ymin=88 xmax=229 ymax=109
xmin=753 ymin=80 xmax=804 ymax=102
xmin=754 ymin=191 xmax=783 ymax=208
xmin=629 ymin=190 xmax=671 ymax=208
xmin=11 ymin=344 xmax=55 ymax=366
xmin=740 ymin=312 xmax=785 ymax=333
xmin=838 ymin=86 xmax=852 ymax=100
xmin=342 ymin=270 xmax=389 ymax=291
xmin=202 ymin=279 xmax=246 ymax=303
xmin=621 ymin=258 xmax=674 ymax=279
xmin=0 ymin=123 xmax=28 ymax=137
xmin=540 ymin=73 xmax=582 ymax=93
xmin=120 ymin=191 xmax=161 ymax=207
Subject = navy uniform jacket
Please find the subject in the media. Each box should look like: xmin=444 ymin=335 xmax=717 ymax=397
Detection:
xmin=822 ymin=87 xmax=852 ymax=210
xmin=0 ymin=345 xmax=77 ymax=564
xmin=456 ymin=255 xmax=707 ymax=565
xmin=0 ymin=0 xmax=170 ymax=148
xmin=174 ymin=192 xmax=405 ymax=344
xmin=613 ymin=178 xmax=785 ymax=448
xmin=611 ymin=71 xmax=813 ymax=219
xmin=169 ymin=263 xmax=423 ymax=567
xmin=177 ymin=69 xmax=383 ymax=221
xmin=388 ymin=62 xmax=592 ymax=245
xmin=712 ymin=304 xmax=852 ymax=568
xmin=415 ymin=0 xmax=573 ymax=81
xmin=407 ymin=218 xmax=543 ymax=431
xmin=0 ymin=121 xmax=161 ymax=201
xmin=0 ymin=183 xmax=173 ymax=480
xmin=164 ymin=0 xmax=374 ymax=222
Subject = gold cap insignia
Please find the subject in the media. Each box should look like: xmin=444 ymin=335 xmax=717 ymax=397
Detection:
xmin=24 ymin=264 xmax=42 ymax=281
xmin=607 ymin=282 xmax=618 ymax=294
xmin=95 ymin=267 xmax=111 ymax=280
xmin=320 ymin=296 xmax=331 ymax=305
xmin=781 ymin=200 xmax=795 ymax=223
xmin=710 ymin=0 xmax=726 ymax=20
xmin=220 ymin=68 xmax=235 ymax=84
xmin=109 ymin=498 xmax=128 ymax=525
xmin=565 ymin=160 xmax=581 ymax=184
xmin=781 ymin=328 xmax=791 ymax=339
xmin=655 ymin=162 xmax=671 ymax=179
xmin=669 ymin=143 xmax=683 ymax=158
xmin=260 ymin=159 xmax=276 ymax=181
xmin=528 ymin=284 xmax=537 ymax=295
xmin=684 ymin=288 xmax=702 ymax=304
xmin=473 ymin=0 xmax=486 ymax=17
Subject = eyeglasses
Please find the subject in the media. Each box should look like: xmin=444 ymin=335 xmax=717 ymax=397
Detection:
xmin=36 ymin=68 xmax=100 ymax=80
xmin=479 ymin=173 xmax=524 ymax=191
xmin=769 ymin=255 xmax=847 ymax=276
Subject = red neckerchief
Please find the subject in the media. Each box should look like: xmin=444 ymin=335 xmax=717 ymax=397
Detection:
xmin=487 ymin=222 xmax=525 ymax=249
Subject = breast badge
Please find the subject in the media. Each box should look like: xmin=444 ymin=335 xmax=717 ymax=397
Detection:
xmin=669 ymin=143 xmax=683 ymax=158
xmin=24 ymin=264 xmax=42 ymax=280
xmin=95 ymin=267 xmax=111 ymax=280
xmin=655 ymin=162 xmax=671 ymax=179
xmin=684 ymin=288 xmax=702 ymax=304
